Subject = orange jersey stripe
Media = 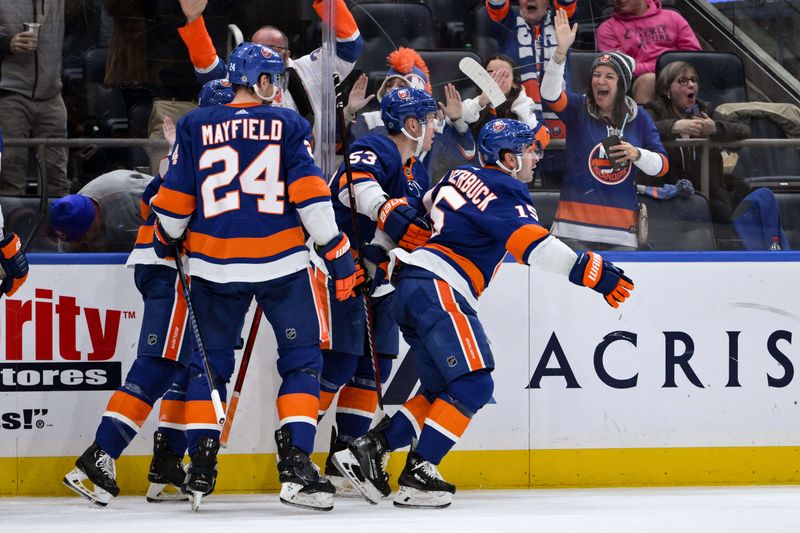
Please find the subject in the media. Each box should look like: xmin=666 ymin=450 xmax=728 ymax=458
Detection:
xmin=403 ymin=394 xmax=432 ymax=430
xmin=106 ymin=391 xmax=152 ymax=428
xmin=177 ymin=16 xmax=217 ymax=70
xmin=187 ymin=226 xmax=305 ymax=260
xmin=153 ymin=186 xmax=196 ymax=217
xmin=556 ymin=201 xmax=637 ymax=230
xmin=289 ymin=175 xmax=331 ymax=205
xmin=426 ymin=243 xmax=486 ymax=297
xmin=338 ymin=170 xmax=376 ymax=191
xmin=163 ymin=277 xmax=188 ymax=361
xmin=319 ymin=390 xmax=336 ymax=413
xmin=135 ymin=224 xmax=154 ymax=246
xmin=158 ymin=399 xmax=186 ymax=425
xmin=656 ymin=152 xmax=669 ymax=177
xmin=313 ymin=0 xmax=359 ymax=38
xmin=186 ymin=399 xmax=227 ymax=425
xmin=434 ymin=279 xmax=485 ymax=372
xmin=545 ymin=91 xmax=568 ymax=113
xmin=506 ymin=225 xmax=549 ymax=264
xmin=276 ymin=392 xmax=319 ymax=421
xmin=338 ymin=386 xmax=378 ymax=415
xmin=313 ymin=268 xmax=332 ymax=350
xmin=427 ymin=399 xmax=471 ymax=439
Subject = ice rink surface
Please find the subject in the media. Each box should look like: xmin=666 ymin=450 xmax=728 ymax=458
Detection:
xmin=2 ymin=486 xmax=799 ymax=533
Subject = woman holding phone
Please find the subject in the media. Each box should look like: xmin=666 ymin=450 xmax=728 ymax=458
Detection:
xmin=644 ymin=61 xmax=751 ymax=226
xmin=540 ymin=9 xmax=669 ymax=251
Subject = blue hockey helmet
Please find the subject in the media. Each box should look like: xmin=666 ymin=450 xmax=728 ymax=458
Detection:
xmin=380 ymin=87 xmax=437 ymax=134
xmin=478 ymin=119 xmax=549 ymax=166
xmin=198 ymin=79 xmax=235 ymax=108
xmin=227 ymin=42 xmax=285 ymax=96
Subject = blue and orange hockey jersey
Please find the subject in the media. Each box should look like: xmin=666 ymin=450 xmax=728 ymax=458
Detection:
xmin=400 ymin=164 xmax=550 ymax=310
xmin=331 ymin=134 xmax=430 ymax=248
xmin=152 ymin=103 xmax=331 ymax=283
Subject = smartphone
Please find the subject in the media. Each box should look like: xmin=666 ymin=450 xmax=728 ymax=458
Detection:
xmin=601 ymin=134 xmax=625 ymax=170
xmin=684 ymin=103 xmax=702 ymax=118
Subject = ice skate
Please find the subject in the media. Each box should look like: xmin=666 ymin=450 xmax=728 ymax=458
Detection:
xmin=275 ymin=428 xmax=335 ymax=511
xmin=62 ymin=443 xmax=120 ymax=507
xmin=324 ymin=427 xmax=359 ymax=497
xmin=332 ymin=416 xmax=392 ymax=504
xmin=183 ymin=436 xmax=219 ymax=511
xmin=146 ymin=431 xmax=188 ymax=502
xmin=393 ymin=451 xmax=455 ymax=509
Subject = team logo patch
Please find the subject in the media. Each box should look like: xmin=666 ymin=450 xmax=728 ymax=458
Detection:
xmin=285 ymin=328 xmax=297 ymax=340
xmin=446 ymin=355 xmax=458 ymax=368
xmin=220 ymin=79 xmax=232 ymax=87
xmin=492 ymin=121 xmax=507 ymax=132
xmin=599 ymin=54 xmax=612 ymax=63
xmin=147 ymin=334 xmax=158 ymax=346
xmin=587 ymin=142 xmax=631 ymax=185
xmin=396 ymin=88 xmax=411 ymax=100
xmin=261 ymin=47 xmax=274 ymax=59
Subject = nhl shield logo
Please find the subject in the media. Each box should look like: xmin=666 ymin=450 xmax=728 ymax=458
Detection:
xmin=285 ymin=328 xmax=297 ymax=340
xmin=147 ymin=334 xmax=158 ymax=346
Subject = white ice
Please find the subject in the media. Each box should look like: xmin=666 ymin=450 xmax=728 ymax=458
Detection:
xmin=2 ymin=486 xmax=799 ymax=533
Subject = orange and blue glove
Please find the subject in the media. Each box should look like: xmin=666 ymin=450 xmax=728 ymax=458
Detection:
xmin=0 ymin=232 xmax=29 ymax=297
xmin=377 ymin=197 xmax=431 ymax=251
xmin=569 ymin=251 xmax=634 ymax=309
xmin=316 ymin=232 xmax=365 ymax=301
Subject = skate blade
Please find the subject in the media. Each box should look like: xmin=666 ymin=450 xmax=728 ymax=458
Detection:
xmin=189 ymin=490 xmax=204 ymax=512
xmin=279 ymin=482 xmax=334 ymax=512
xmin=331 ymin=450 xmax=383 ymax=505
xmin=328 ymin=473 xmax=361 ymax=498
xmin=63 ymin=468 xmax=113 ymax=507
xmin=393 ymin=486 xmax=452 ymax=509
xmin=146 ymin=482 xmax=189 ymax=503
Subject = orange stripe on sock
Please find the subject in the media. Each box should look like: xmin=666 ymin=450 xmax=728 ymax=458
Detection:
xmin=158 ymin=399 xmax=185 ymax=425
xmin=276 ymin=393 xmax=319 ymax=422
xmin=337 ymin=386 xmax=378 ymax=415
xmin=434 ymin=279 xmax=484 ymax=372
xmin=186 ymin=399 xmax=227 ymax=425
xmin=427 ymin=399 xmax=471 ymax=439
xmin=106 ymin=391 xmax=153 ymax=428
xmin=403 ymin=394 xmax=432 ymax=430
xmin=319 ymin=390 xmax=336 ymax=413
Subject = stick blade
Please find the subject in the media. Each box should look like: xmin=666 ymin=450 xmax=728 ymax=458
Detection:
xmin=459 ymin=57 xmax=506 ymax=108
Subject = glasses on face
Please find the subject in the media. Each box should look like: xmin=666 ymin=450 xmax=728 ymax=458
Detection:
xmin=676 ymin=76 xmax=698 ymax=87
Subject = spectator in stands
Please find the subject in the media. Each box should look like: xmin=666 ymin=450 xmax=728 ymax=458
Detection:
xmin=50 ymin=170 xmax=153 ymax=253
xmin=102 ymin=0 xmax=229 ymax=173
xmin=461 ymin=54 xmax=550 ymax=146
xmin=0 ymin=2 xmax=70 ymax=197
xmin=541 ymin=10 xmax=668 ymax=251
xmin=345 ymin=47 xmax=475 ymax=181
xmin=177 ymin=0 xmax=362 ymax=161
xmin=644 ymin=61 xmax=750 ymax=224
xmin=596 ymin=0 xmax=701 ymax=104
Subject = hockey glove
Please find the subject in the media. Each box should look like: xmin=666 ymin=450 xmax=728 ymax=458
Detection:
xmin=317 ymin=232 xmax=365 ymax=301
xmin=0 ymin=232 xmax=29 ymax=297
xmin=377 ymin=198 xmax=431 ymax=251
xmin=569 ymin=251 xmax=634 ymax=309
xmin=361 ymin=243 xmax=390 ymax=293
xmin=153 ymin=219 xmax=185 ymax=260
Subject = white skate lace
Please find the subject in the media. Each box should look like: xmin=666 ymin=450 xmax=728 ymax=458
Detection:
xmin=413 ymin=460 xmax=442 ymax=481
xmin=96 ymin=452 xmax=116 ymax=480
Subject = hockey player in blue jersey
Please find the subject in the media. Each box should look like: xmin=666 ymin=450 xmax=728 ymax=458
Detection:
xmin=333 ymin=118 xmax=634 ymax=508
xmin=316 ymin=87 xmax=438 ymax=493
xmin=151 ymin=42 xmax=362 ymax=512
xmin=63 ymin=79 xmax=236 ymax=507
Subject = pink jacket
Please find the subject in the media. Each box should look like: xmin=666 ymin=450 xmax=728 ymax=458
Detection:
xmin=596 ymin=0 xmax=701 ymax=78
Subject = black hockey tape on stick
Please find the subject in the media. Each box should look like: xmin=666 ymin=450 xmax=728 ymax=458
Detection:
xmin=334 ymin=73 xmax=385 ymax=412
xmin=173 ymin=249 xmax=226 ymax=426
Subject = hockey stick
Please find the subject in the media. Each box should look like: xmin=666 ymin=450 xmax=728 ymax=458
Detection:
xmin=220 ymin=306 xmax=261 ymax=448
xmin=334 ymin=74 xmax=385 ymax=412
xmin=459 ymin=57 xmax=507 ymax=108
xmin=0 ymin=153 xmax=48 ymax=297
xmin=172 ymin=248 xmax=226 ymax=427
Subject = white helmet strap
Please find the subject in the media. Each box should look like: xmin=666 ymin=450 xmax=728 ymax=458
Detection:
xmin=400 ymin=120 xmax=426 ymax=157
xmin=496 ymin=154 xmax=523 ymax=181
